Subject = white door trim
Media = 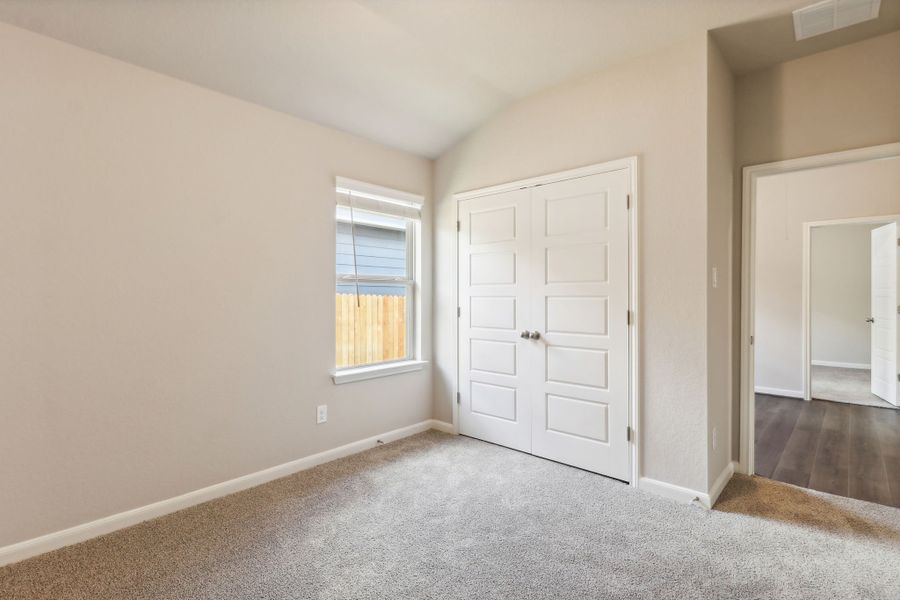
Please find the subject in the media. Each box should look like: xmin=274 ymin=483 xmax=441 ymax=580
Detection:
xmin=739 ymin=142 xmax=900 ymax=475
xmin=451 ymin=157 xmax=640 ymax=486
xmin=801 ymin=214 xmax=900 ymax=402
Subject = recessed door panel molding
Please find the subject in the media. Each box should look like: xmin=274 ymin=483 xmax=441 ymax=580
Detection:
xmin=545 ymin=191 xmax=608 ymax=237
xmin=546 ymin=296 xmax=609 ymax=336
xmin=458 ymin=162 xmax=633 ymax=482
xmin=470 ymin=252 xmax=516 ymax=286
xmin=546 ymin=243 xmax=608 ymax=284
xmin=546 ymin=394 xmax=609 ymax=443
xmin=470 ymin=339 xmax=517 ymax=375
xmin=470 ymin=206 xmax=517 ymax=245
xmin=471 ymin=382 xmax=518 ymax=422
xmin=547 ymin=346 xmax=608 ymax=389
xmin=470 ymin=296 xmax=517 ymax=330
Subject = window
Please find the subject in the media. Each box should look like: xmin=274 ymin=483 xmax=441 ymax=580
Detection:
xmin=333 ymin=178 xmax=424 ymax=383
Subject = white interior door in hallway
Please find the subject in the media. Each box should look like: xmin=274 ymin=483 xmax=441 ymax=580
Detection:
xmin=870 ymin=222 xmax=899 ymax=406
xmin=458 ymin=167 xmax=632 ymax=481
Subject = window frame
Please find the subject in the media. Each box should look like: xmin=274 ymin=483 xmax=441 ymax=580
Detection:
xmin=332 ymin=180 xmax=425 ymax=383
xmin=335 ymin=213 xmax=416 ymax=368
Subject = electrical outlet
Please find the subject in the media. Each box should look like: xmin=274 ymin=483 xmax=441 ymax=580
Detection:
xmin=712 ymin=427 xmax=718 ymax=450
xmin=316 ymin=404 xmax=328 ymax=424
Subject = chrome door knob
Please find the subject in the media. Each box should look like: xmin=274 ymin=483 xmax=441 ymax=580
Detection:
xmin=529 ymin=331 xmax=541 ymax=340
xmin=520 ymin=330 xmax=532 ymax=339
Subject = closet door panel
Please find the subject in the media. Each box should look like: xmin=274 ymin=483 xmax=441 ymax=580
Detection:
xmin=458 ymin=189 xmax=532 ymax=451
xmin=528 ymin=170 xmax=631 ymax=481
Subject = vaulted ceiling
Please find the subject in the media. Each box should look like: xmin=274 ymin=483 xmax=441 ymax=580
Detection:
xmin=1 ymin=1 xmax=895 ymax=157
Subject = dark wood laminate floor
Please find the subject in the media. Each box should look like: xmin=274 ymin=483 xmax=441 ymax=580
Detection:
xmin=755 ymin=394 xmax=900 ymax=507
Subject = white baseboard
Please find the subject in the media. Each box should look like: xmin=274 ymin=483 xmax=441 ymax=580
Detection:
xmin=0 ymin=419 xmax=449 ymax=568
xmin=429 ymin=419 xmax=455 ymax=434
xmin=754 ymin=386 xmax=804 ymax=399
xmin=638 ymin=477 xmax=710 ymax=508
xmin=708 ymin=461 xmax=736 ymax=508
xmin=640 ymin=463 xmax=735 ymax=510
xmin=811 ymin=360 xmax=870 ymax=370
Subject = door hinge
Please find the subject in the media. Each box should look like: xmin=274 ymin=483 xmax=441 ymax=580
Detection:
xmin=457 ymin=220 xmax=461 ymax=232
xmin=626 ymin=194 xmax=631 ymax=209
xmin=626 ymin=426 xmax=633 ymax=442
xmin=457 ymin=306 xmax=461 ymax=318
xmin=456 ymin=392 xmax=461 ymax=404
xmin=626 ymin=310 xmax=632 ymax=325
xmin=750 ymin=335 xmax=754 ymax=345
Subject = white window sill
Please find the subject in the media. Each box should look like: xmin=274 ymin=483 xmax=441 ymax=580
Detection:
xmin=331 ymin=360 xmax=428 ymax=385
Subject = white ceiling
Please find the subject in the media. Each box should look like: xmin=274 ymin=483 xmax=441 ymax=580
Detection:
xmin=0 ymin=1 xmax=820 ymax=157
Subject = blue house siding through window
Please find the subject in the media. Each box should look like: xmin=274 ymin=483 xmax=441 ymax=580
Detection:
xmin=336 ymin=222 xmax=406 ymax=296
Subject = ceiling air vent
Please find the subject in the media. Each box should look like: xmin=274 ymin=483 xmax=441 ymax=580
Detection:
xmin=793 ymin=0 xmax=881 ymax=40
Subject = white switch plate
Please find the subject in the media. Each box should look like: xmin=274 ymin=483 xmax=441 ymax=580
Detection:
xmin=316 ymin=404 xmax=327 ymax=424
xmin=711 ymin=266 xmax=718 ymax=289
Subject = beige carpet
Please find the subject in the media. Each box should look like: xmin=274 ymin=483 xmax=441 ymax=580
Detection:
xmin=2 ymin=431 xmax=899 ymax=599
xmin=811 ymin=365 xmax=898 ymax=409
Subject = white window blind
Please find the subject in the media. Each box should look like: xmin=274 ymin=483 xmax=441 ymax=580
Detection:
xmin=335 ymin=176 xmax=423 ymax=220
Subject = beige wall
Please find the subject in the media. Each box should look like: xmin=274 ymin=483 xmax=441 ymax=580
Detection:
xmin=434 ymin=36 xmax=713 ymax=493
xmin=754 ymin=158 xmax=900 ymax=395
xmin=733 ymin=30 xmax=900 ymax=456
xmin=736 ymin=30 xmax=900 ymax=168
xmin=706 ymin=38 xmax=734 ymax=485
xmin=811 ymin=224 xmax=878 ymax=368
xmin=0 ymin=23 xmax=433 ymax=548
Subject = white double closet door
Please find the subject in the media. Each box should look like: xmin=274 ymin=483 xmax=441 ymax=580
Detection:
xmin=458 ymin=168 xmax=631 ymax=481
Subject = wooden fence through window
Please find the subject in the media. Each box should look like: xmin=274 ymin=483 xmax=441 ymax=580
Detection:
xmin=335 ymin=293 xmax=407 ymax=368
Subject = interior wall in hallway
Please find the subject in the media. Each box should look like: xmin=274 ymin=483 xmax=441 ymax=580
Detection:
xmin=810 ymin=224 xmax=879 ymax=369
xmin=706 ymin=36 xmax=735 ymax=488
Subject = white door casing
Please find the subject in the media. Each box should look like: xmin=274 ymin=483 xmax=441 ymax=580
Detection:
xmin=870 ymin=222 xmax=898 ymax=406
xmin=458 ymin=167 xmax=632 ymax=481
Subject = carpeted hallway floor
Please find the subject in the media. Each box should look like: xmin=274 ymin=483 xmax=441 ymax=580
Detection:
xmin=811 ymin=365 xmax=898 ymax=409
xmin=2 ymin=431 xmax=899 ymax=599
